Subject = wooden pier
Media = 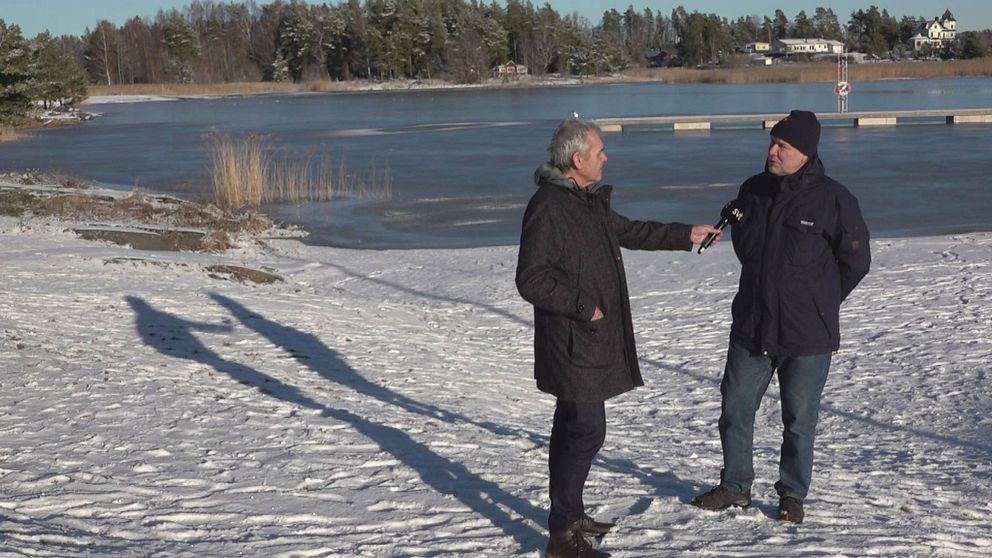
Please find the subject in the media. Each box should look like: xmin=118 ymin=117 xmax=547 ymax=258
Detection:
xmin=592 ymin=109 xmax=992 ymax=133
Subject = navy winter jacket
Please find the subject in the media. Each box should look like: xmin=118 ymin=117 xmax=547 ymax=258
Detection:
xmin=730 ymin=156 xmax=870 ymax=357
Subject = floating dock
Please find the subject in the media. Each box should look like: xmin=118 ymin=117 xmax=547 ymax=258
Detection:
xmin=592 ymin=109 xmax=992 ymax=133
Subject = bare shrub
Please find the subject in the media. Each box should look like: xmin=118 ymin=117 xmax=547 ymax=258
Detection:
xmin=0 ymin=189 xmax=33 ymax=216
xmin=35 ymin=194 xmax=105 ymax=218
xmin=52 ymin=171 xmax=90 ymax=189
xmin=115 ymin=192 xmax=160 ymax=220
xmin=199 ymin=230 xmax=234 ymax=253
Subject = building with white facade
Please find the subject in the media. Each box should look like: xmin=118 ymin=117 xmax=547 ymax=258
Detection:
xmin=772 ymin=38 xmax=845 ymax=56
xmin=911 ymin=14 xmax=957 ymax=52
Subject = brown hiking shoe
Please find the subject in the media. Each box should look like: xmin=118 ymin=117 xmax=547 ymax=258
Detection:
xmin=546 ymin=521 xmax=611 ymax=558
xmin=778 ymin=495 xmax=805 ymax=524
xmin=691 ymin=484 xmax=752 ymax=511
xmin=577 ymin=514 xmax=615 ymax=537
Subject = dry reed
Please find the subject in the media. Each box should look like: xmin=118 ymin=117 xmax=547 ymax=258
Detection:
xmin=625 ymin=58 xmax=992 ymax=84
xmin=89 ymin=82 xmax=302 ymax=98
xmin=208 ymin=132 xmax=268 ymax=208
xmin=0 ymin=126 xmax=23 ymax=143
xmin=207 ymin=132 xmax=392 ymax=209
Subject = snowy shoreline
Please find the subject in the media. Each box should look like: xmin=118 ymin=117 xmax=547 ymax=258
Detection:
xmin=1 ymin=215 xmax=990 ymax=556
xmin=82 ymin=76 xmax=594 ymax=106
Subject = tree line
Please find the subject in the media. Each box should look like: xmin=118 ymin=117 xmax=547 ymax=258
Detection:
xmin=1 ymin=20 xmax=88 ymax=124
xmin=3 ymin=2 xmax=991 ymax=124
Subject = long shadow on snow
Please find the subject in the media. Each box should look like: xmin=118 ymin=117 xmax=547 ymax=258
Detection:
xmin=310 ymin=257 xmax=987 ymax=461
xmin=241 ymin=260 xmax=701 ymax=510
xmin=305 ymin=259 xmax=531 ymax=327
xmin=210 ymin=294 xmax=697 ymax=516
xmin=127 ymin=295 xmax=545 ymax=554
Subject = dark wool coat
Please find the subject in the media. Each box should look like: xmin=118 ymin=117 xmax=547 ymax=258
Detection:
xmin=730 ymin=156 xmax=871 ymax=357
xmin=516 ymin=164 xmax=693 ymax=402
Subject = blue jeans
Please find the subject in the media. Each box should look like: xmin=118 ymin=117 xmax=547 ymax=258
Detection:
xmin=718 ymin=341 xmax=831 ymax=499
xmin=548 ymin=400 xmax=606 ymax=533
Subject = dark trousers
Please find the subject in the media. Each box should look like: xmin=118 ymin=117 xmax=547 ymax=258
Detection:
xmin=548 ymin=399 xmax=606 ymax=534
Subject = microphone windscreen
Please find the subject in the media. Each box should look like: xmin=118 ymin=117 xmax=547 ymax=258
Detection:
xmin=721 ymin=199 xmax=744 ymax=224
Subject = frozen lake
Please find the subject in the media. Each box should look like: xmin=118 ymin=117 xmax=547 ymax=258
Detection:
xmin=3 ymin=78 xmax=992 ymax=247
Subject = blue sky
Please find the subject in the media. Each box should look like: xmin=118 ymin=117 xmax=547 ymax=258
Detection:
xmin=4 ymin=0 xmax=989 ymax=38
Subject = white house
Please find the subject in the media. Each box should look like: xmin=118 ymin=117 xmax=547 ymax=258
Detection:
xmin=773 ymin=38 xmax=845 ymax=56
xmin=911 ymin=14 xmax=957 ymax=52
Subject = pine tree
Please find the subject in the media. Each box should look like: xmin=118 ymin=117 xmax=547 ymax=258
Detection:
xmin=276 ymin=1 xmax=317 ymax=82
xmin=32 ymin=32 xmax=88 ymax=109
xmin=0 ymin=19 xmax=34 ymax=124
xmin=959 ymin=31 xmax=988 ymax=59
xmin=324 ymin=0 xmax=369 ymax=80
xmin=162 ymin=10 xmax=200 ymax=83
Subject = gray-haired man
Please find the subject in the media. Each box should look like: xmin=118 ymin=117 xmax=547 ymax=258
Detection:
xmin=516 ymin=119 xmax=720 ymax=557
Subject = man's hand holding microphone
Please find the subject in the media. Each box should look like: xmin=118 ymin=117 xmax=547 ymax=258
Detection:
xmin=697 ymin=199 xmax=744 ymax=254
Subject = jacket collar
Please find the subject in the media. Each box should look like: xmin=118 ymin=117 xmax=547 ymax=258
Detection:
xmin=764 ymin=154 xmax=826 ymax=194
xmin=534 ymin=162 xmax=606 ymax=195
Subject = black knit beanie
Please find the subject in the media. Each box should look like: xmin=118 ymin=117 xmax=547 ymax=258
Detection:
xmin=770 ymin=110 xmax=820 ymax=157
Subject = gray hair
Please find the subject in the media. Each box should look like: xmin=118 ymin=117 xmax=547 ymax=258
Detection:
xmin=548 ymin=119 xmax=602 ymax=171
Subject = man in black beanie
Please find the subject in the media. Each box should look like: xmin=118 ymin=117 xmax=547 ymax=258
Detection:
xmin=691 ymin=109 xmax=871 ymax=524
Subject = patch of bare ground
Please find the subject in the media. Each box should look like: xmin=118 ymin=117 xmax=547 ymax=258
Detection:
xmin=1 ymin=173 xmax=288 ymax=284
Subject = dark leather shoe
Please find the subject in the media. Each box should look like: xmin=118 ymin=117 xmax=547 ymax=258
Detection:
xmin=691 ymin=484 xmax=752 ymax=510
xmin=778 ymin=495 xmax=805 ymax=524
xmin=546 ymin=522 xmax=611 ymax=557
xmin=577 ymin=514 xmax=615 ymax=536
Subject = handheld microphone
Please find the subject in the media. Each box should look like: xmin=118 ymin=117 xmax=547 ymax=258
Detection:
xmin=698 ymin=199 xmax=744 ymax=254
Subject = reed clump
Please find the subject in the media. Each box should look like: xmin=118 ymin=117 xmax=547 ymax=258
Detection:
xmin=0 ymin=126 xmax=23 ymax=143
xmin=208 ymin=133 xmax=269 ymax=208
xmin=207 ymin=132 xmax=392 ymax=210
xmin=88 ymin=82 xmax=302 ymax=98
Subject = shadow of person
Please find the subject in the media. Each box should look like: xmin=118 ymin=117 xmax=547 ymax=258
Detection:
xmin=126 ymin=294 xmax=545 ymax=553
xmin=208 ymin=292 xmax=521 ymax=435
xmin=288 ymin=258 xmax=531 ymax=327
xmin=208 ymin=293 xmax=699 ymax=528
xmin=126 ymin=295 xmax=311 ymax=403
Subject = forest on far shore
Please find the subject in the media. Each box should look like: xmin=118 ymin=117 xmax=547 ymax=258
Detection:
xmin=2 ymin=2 xmax=992 ymax=125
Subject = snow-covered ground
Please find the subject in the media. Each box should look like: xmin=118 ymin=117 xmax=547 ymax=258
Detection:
xmin=0 ymin=215 xmax=989 ymax=557
xmin=85 ymin=95 xmax=180 ymax=105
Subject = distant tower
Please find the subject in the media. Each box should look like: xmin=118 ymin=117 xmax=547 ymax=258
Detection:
xmin=837 ymin=39 xmax=849 ymax=114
